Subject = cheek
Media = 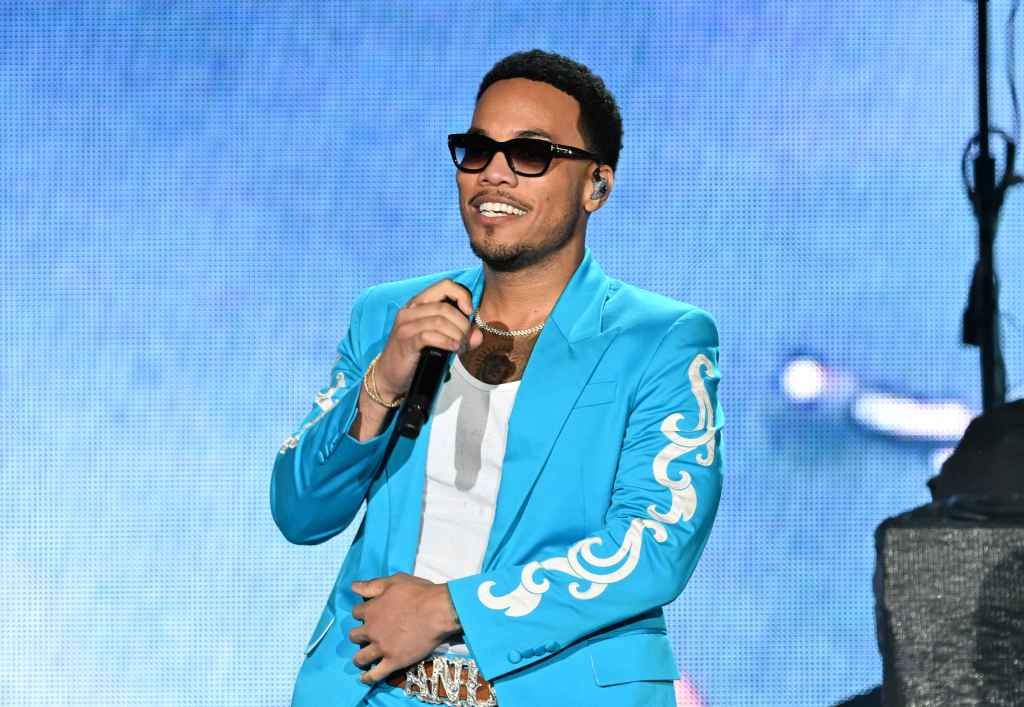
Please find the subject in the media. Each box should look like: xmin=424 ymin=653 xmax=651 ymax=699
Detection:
xmin=455 ymin=172 xmax=477 ymax=199
xmin=536 ymin=192 xmax=577 ymax=225
xmin=538 ymin=175 xmax=584 ymax=215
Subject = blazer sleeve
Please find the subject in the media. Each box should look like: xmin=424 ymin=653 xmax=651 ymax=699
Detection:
xmin=447 ymin=309 xmax=724 ymax=680
xmin=270 ymin=286 xmax=396 ymax=545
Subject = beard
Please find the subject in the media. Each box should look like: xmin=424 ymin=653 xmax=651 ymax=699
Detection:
xmin=467 ymin=208 xmax=579 ymax=273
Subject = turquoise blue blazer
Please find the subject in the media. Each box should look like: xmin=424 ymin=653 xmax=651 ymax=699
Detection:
xmin=271 ymin=250 xmax=724 ymax=707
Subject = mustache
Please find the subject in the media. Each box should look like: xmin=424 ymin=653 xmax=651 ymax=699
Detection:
xmin=468 ymin=190 xmax=531 ymax=211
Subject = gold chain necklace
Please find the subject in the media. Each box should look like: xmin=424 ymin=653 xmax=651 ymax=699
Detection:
xmin=473 ymin=308 xmax=545 ymax=337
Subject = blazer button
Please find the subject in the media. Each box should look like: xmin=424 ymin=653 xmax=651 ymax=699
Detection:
xmin=533 ymin=642 xmax=548 ymax=656
xmin=507 ymin=650 xmax=522 ymax=664
xmin=315 ymin=450 xmax=325 ymax=464
xmin=520 ymin=646 xmax=535 ymax=658
xmin=545 ymin=640 xmax=560 ymax=653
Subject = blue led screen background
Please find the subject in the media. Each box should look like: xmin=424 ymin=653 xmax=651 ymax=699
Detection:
xmin=2 ymin=2 xmax=1022 ymax=706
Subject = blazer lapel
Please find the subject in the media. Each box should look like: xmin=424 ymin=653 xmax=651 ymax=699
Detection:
xmin=383 ymin=266 xmax=486 ymax=574
xmin=483 ymin=251 xmax=619 ymax=568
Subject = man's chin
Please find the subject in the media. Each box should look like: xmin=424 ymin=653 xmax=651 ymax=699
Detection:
xmin=470 ymin=241 xmax=540 ymax=273
xmin=467 ymin=227 xmax=576 ymax=274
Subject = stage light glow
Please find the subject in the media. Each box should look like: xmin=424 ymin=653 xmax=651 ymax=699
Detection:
xmin=781 ymin=358 xmax=827 ymax=402
xmin=929 ymin=447 xmax=955 ymax=472
xmin=675 ymin=678 xmax=704 ymax=707
xmin=851 ymin=394 xmax=973 ymax=441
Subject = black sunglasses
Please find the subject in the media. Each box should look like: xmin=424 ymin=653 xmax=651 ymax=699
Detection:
xmin=448 ymin=133 xmax=601 ymax=177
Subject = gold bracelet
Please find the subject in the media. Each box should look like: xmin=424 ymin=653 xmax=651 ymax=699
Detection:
xmin=362 ymin=353 xmax=405 ymax=408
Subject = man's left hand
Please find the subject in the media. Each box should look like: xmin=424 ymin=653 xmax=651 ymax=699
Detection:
xmin=348 ymin=573 xmax=463 ymax=684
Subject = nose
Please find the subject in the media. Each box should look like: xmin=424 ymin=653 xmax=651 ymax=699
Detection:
xmin=478 ymin=148 xmax=519 ymax=188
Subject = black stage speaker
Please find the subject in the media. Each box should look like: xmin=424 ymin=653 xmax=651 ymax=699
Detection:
xmin=874 ymin=497 xmax=1024 ymax=707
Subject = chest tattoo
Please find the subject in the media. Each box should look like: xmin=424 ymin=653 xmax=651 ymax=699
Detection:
xmin=458 ymin=329 xmax=540 ymax=384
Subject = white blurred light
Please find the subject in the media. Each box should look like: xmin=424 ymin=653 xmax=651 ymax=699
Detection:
xmin=851 ymin=393 xmax=973 ymax=441
xmin=781 ymin=358 xmax=827 ymax=402
xmin=930 ymin=447 xmax=956 ymax=472
xmin=675 ymin=678 xmax=704 ymax=707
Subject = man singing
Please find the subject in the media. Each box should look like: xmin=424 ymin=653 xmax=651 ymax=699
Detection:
xmin=272 ymin=49 xmax=724 ymax=707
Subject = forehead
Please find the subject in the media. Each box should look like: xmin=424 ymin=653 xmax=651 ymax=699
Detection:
xmin=471 ymin=78 xmax=583 ymax=145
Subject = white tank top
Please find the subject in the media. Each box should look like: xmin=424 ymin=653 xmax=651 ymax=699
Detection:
xmin=411 ymin=356 xmax=520 ymax=655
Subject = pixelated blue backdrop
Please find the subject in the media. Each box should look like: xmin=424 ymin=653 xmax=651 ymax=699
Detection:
xmin=2 ymin=2 xmax=1022 ymax=706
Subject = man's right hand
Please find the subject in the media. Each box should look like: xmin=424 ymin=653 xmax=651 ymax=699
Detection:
xmin=348 ymin=279 xmax=482 ymax=442
xmin=373 ymin=279 xmax=482 ymax=403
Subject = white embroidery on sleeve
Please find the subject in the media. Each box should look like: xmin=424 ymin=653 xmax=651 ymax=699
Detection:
xmin=478 ymin=353 xmax=715 ymax=616
xmin=278 ymin=366 xmax=347 ymax=454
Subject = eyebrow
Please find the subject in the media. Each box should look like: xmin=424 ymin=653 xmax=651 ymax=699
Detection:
xmin=466 ymin=127 xmax=557 ymax=142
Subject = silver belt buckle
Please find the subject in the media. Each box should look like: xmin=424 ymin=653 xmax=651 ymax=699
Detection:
xmin=403 ymin=653 xmax=497 ymax=707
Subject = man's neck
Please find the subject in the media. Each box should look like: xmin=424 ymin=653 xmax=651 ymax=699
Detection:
xmin=477 ymin=238 xmax=585 ymax=331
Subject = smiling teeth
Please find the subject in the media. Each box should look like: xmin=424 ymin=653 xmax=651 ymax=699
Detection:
xmin=479 ymin=202 xmax=526 ymax=217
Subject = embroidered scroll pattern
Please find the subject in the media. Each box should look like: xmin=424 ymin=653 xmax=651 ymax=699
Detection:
xmin=279 ymin=357 xmax=346 ymax=453
xmin=477 ymin=353 xmax=715 ymax=617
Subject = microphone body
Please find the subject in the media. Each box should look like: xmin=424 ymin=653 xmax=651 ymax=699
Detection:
xmin=398 ymin=346 xmax=453 ymax=439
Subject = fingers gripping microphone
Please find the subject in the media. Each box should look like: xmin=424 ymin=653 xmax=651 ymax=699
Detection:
xmin=397 ymin=296 xmax=464 ymax=439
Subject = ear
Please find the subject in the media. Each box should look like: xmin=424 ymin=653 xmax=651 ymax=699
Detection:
xmin=584 ymin=164 xmax=614 ymax=212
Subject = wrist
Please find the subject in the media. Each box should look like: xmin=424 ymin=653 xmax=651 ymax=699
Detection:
xmin=436 ymin=583 xmax=462 ymax=636
xmin=373 ymin=353 xmax=406 ymax=402
xmin=362 ymin=353 xmax=404 ymax=409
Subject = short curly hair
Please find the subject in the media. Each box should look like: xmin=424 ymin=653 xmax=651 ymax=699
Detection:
xmin=477 ymin=50 xmax=624 ymax=172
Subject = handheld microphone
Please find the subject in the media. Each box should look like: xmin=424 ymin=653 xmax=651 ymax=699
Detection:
xmin=398 ymin=346 xmax=453 ymax=438
xmin=397 ymin=296 xmax=465 ymax=439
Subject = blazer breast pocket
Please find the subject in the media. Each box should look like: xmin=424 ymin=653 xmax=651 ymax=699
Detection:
xmin=574 ymin=381 xmax=617 ymax=409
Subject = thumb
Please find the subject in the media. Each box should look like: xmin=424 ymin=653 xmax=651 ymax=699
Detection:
xmin=464 ymin=327 xmax=484 ymax=352
xmin=352 ymin=576 xmax=390 ymax=599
